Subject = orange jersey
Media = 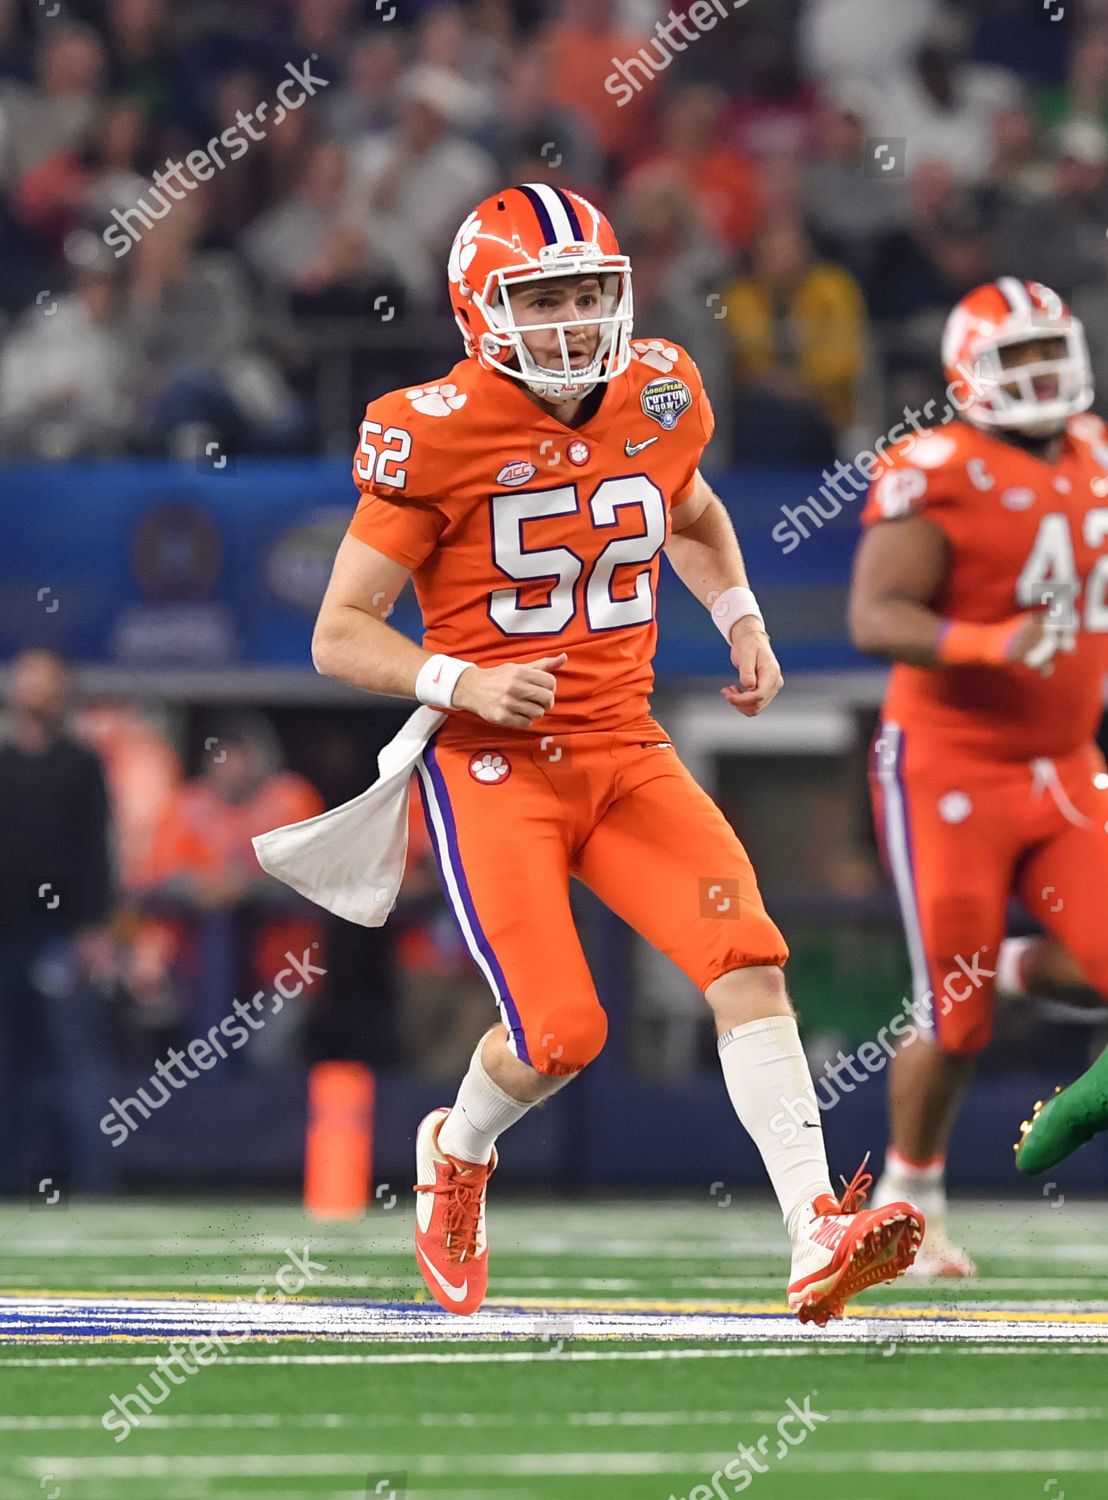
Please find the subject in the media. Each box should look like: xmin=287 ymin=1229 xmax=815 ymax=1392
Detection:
xmin=346 ymin=341 xmax=714 ymax=736
xmin=860 ymin=415 xmax=1108 ymax=759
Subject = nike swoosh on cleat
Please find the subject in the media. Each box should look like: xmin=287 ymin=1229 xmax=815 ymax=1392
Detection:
xmin=625 ymin=436 xmax=659 ymax=456
xmin=416 ymin=1243 xmax=468 ymax=1303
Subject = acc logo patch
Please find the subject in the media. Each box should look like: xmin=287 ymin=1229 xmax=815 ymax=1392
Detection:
xmin=641 ymin=377 xmax=692 ymax=430
xmin=469 ymin=750 xmax=511 ymax=784
xmin=496 ymin=460 xmax=536 ymax=487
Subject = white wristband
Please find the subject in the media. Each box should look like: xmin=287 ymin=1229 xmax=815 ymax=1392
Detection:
xmin=710 ymin=586 xmax=765 ymax=643
xmin=415 ymin=653 xmax=474 ymax=710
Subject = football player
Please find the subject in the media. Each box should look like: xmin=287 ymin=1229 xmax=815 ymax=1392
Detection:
xmin=312 ymin=184 xmax=923 ymax=1321
xmin=850 ymin=278 xmax=1108 ymax=1273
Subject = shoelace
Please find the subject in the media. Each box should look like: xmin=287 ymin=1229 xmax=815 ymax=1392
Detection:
xmin=829 ymin=1152 xmax=873 ymax=1216
xmin=414 ymin=1161 xmax=486 ymax=1264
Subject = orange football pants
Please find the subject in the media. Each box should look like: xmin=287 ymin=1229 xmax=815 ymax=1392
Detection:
xmin=871 ymin=723 xmax=1108 ymax=1055
xmin=413 ymin=717 xmax=788 ymax=1074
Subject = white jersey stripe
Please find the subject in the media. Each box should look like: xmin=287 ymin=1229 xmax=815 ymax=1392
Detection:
xmin=414 ymin=753 xmax=519 ymax=1056
xmin=876 ymin=722 xmax=935 ymax=1033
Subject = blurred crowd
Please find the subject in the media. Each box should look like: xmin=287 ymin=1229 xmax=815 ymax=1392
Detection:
xmin=0 ymin=0 xmax=1106 ymax=465
xmin=0 ymin=649 xmax=487 ymax=1192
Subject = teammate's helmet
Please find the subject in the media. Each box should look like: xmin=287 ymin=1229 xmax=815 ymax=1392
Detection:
xmin=942 ymin=277 xmax=1093 ymax=438
xmin=447 ymin=184 xmax=633 ymax=403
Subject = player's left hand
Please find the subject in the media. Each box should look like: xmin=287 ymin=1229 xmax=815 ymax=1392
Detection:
xmin=722 ymin=620 xmax=783 ymax=716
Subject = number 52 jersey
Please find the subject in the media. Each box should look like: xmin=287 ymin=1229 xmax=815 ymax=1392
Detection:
xmin=346 ymin=340 xmax=715 ymax=736
xmin=860 ymin=415 xmax=1108 ymax=760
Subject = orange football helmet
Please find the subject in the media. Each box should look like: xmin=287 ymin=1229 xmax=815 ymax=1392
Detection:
xmin=941 ymin=277 xmax=1093 ymax=437
xmin=447 ymin=184 xmax=633 ymax=403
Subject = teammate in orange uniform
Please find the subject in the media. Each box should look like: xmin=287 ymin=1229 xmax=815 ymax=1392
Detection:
xmin=850 ymin=278 xmax=1108 ymax=1275
xmin=312 ymin=184 xmax=922 ymax=1320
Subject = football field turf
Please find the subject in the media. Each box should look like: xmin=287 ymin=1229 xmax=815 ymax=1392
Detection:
xmin=0 ymin=1198 xmax=1105 ymax=1500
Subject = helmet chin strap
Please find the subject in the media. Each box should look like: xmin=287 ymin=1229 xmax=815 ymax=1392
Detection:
xmin=525 ymin=374 xmax=598 ymax=403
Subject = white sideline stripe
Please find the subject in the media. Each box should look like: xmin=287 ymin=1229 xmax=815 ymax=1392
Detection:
xmin=5 ymin=1405 xmax=1101 ymax=1434
xmin=2 ymin=1298 xmax=1107 ymax=1343
xmin=27 ymin=1451 xmax=1108 ymax=1480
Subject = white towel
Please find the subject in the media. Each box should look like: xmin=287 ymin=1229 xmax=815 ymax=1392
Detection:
xmin=252 ymin=705 xmax=446 ymax=927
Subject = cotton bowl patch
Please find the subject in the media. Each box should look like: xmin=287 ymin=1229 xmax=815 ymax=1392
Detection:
xmin=468 ymin=751 xmax=511 ymax=784
xmin=641 ymin=377 xmax=691 ymax=430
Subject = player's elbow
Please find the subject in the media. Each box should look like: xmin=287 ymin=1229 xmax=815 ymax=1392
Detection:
xmin=310 ymin=616 xmax=341 ymax=678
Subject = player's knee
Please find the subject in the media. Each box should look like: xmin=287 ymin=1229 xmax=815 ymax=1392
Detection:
xmin=529 ymin=1004 xmax=608 ymax=1076
xmin=704 ymin=962 xmax=792 ymax=1026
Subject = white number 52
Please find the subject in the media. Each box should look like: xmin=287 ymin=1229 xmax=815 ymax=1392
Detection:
xmin=356 ymin=420 xmax=411 ymax=490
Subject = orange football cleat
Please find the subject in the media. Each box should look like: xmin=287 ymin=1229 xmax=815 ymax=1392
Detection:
xmin=787 ymin=1157 xmax=924 ymax=1327
xmin=413 ymin=1107 xmax=496 ymax=1316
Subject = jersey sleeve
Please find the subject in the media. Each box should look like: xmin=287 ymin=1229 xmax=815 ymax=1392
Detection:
xmin=631 ymin=340 xmax=715 ymax=506
xmin=346 ymin=390 xmax=448 ymax=570
xmin=860 ymin=431 xmax=968 ymax=542
xmin=672 ymin=347 xmax=716 ymax=505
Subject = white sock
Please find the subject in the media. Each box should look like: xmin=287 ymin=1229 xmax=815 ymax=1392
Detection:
xmin=879 ymin=1147 xmax=946 ymax=1215
xmin=996 ymin=936 xmax=1035 ymax=1000
xmin=437 ymin=1043 xmax=535 ymax=1165
xmin=717 ymin=1015 xmax=833 ymax=1241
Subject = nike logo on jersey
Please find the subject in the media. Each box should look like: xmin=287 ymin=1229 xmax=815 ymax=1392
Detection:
xmin=415 ymin=1243 xmax=469 ymax=1302
xmin=625 ymin=436 xmax=660 ymax=457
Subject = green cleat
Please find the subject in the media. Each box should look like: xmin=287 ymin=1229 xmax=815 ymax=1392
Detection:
xmin=1014 ymin=1046 xmax=1108 ymax=1174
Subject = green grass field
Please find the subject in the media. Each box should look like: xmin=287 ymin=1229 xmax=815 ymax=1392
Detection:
xmin=0 ymin=1196 xmax=1105 ymax=1500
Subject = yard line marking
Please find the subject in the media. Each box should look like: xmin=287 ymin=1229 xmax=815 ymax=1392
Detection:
xmin=3 ymin=1405 xmax=1099 ymax=1434
xmin=423 ymin=1404 xmax=1108 ymax=1427
xmin=0 ymin=1347 xmax=886 ymax=1369
xmin=3 ymin=1343 xmax=1105 ymax=1370
xmin=27 ymin=1451 xmax=1108 ymax=1480
xmin=3 ymin=1276 xmax=1108 ymax=1301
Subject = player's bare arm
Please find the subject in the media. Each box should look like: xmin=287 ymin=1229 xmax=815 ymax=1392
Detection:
xmin=849 ymin=513 xmax=1055 ymax=669
xmin=667 ymin=469 xmax=784 ymax=716
xmin=313 ymin=533 xmax=567 ymax=729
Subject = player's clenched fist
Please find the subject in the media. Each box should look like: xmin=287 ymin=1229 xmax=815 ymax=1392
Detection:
xmin=721 ymin=621 xmax=784 ymax=717
xmin=453 ymin=653 xmax=568 ymax=728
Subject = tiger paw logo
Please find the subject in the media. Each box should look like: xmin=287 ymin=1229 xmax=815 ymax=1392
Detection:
xmin=448 ymin=210 xmax=482 ymax=286
xmin=468 ymin=750 xmax=511 ymax=784
xmin=631 ymin=339 xmax=679 ymax=373
xmin=406 ymin=383 xmax=467 ymax=418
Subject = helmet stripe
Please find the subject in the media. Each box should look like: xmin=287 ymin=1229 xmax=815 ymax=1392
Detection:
xmin=516 ymin=183 xmax=558 ymax=244
xmin=997 ymin=276 xmax=1033 ymax=315
xmin=555 ymin=188 xmax=584 ymax=240
xmin=520 ymin=181 xmax=581 ymax=243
